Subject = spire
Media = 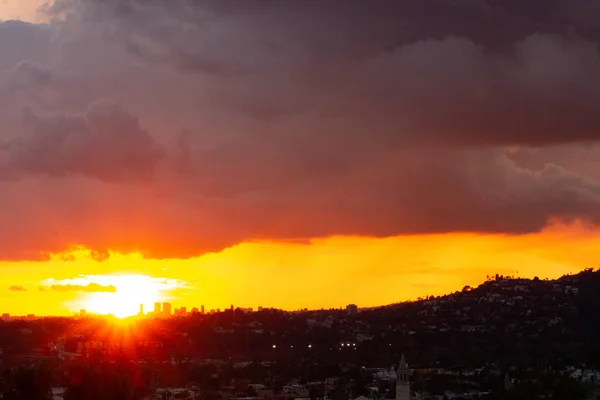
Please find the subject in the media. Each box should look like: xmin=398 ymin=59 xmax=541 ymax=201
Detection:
xmin=398 ymin=353 xmax=408 ymax=372
xmin=396 ymin=353 xmax=411 ymax=400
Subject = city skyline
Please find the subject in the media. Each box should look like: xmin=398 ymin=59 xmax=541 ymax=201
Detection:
xmin=2 ymin=1 xmax=600 ymax=317
xmin=0 ymin=230 xmax=597 ymax=316
xmin=2 ymin=0 xmax=600 ymax=398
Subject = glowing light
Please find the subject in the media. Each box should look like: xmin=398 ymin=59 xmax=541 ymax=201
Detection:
xmin=1 ymin=220 xmax=598 ymax=317
xmin=42 ymin=274 xmax=186 ymax=318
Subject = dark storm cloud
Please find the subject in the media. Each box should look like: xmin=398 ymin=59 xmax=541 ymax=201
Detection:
xmin=9 ymin=61 xmax=52 ymax=89
xmin=42 ymin=0 xmax=600 ymax=147
xmin=508 ymin=145 xmax=600 ymax=181
xmin=2 ymin=1 xmax=600 ymax=259
xmin=2 ymin=100 xmax=165 ymax=181
xmin=190 ymin=148 xmax=600 ymax=240
xmin=0 ymin=21 xmax=50 ymax=69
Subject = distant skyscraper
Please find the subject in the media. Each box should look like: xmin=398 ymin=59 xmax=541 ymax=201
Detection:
xmin=200 ymin=305 xmax=205 ymax=314
xmin=191 ymin=307 xmax=199 ymax=314
xmin=162 ymin=302 xmax=172 ymax=316
xmin=180 ymin=307 xmax=187 ymax=315
xmin=80 ymin=309 xmax=86 ymax=317
xmin=154 ymin=302 xmax=161 ymax=315
xmin=139 ymin=304 xmax=144 ymax=315
xmin=346 ymin=304 xmax=358 ymax=315
xmin=230 ymin=304 xmax=234 ymax=311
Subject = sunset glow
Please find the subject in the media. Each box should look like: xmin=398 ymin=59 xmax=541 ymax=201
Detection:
xmin=50 ymin=274 xmax=184 ymax=318
xmin=2 ymin=0 xmax=600 ymax=320
xmin=0 ymin=221 xmax=597 ymax=316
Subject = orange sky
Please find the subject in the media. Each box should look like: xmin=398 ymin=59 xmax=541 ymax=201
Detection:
xmin=2 ymin=2 xmax=600 ymax=319
xmin=0 ymin=221 xmax=597 ymax=317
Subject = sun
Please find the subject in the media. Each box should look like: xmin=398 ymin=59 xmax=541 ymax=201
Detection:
xmin=76 ymin=274 xmax=178 ymax=318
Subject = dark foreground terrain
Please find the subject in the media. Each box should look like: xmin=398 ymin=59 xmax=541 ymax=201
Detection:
xmin=2 ymin=268 xmax=600 ymax=399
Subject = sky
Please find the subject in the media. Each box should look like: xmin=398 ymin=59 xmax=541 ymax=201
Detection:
xmin=2 ymin=0 xmax=600 ymax=316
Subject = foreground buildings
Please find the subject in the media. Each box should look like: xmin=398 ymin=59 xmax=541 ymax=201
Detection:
xmin=2 ymin=269 xmax=600 ymax=399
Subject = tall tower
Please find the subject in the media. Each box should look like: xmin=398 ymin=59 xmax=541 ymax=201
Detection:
xmin=396 ymin=353 xmax=410 ymax=400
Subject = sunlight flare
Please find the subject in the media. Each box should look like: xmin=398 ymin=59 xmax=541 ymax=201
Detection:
xmin=42 ymin=274 xmax=186 ymax=318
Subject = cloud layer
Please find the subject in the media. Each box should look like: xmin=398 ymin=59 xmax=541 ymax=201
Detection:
xmin=4 ymin=99 xmax=164 ymax=181
xmin=1 ymin=0 xmax=600 ymax=259
xmin=49 ymin=283 xmax=116 ymax=293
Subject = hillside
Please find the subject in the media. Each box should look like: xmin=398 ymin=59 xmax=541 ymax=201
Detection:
xmin=358 ymin=268 xmax=600 ymax=370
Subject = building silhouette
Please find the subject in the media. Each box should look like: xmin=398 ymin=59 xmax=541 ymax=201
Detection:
xmin=162 ymin=302 xmax=172 ymax=317
xmin=153 ymin=302 xmax=161 ymax=315
xmin=396 ymin=353 xmax=410 ymax=400
xmin=346 ymin=304 xmax=358 ymax=315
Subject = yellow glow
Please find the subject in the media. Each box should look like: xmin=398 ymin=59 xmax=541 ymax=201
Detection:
xmin=41 ymin=274 xmax=185 ymax=318
xmin=80 ymin=275 xmax=182 ymax=318
xmin=1 ymin=221 xmax=600 ymax=316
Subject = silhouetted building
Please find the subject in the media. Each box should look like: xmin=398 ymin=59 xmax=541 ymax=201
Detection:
xmin=200 ymin=305 xmax=205 ymax=314
xmin=191 ymin=307 xmax=199 ymax=314
xmin=2 ymin=313 xmax=9 ymax=321
xmin=80 ymin=309 xmax=86 ymax=317
xmin=153 ymin=302 xmax=161 ymax=315
xmin=396 ymin=353 xmax=410 ymax=400
xmin=139 ymin=304 xmax=144 ymax=315
xmin=347 ymin=304 xmax=358 ymax=315
xmin=162 ymin=302 xmax=172 ymax=317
